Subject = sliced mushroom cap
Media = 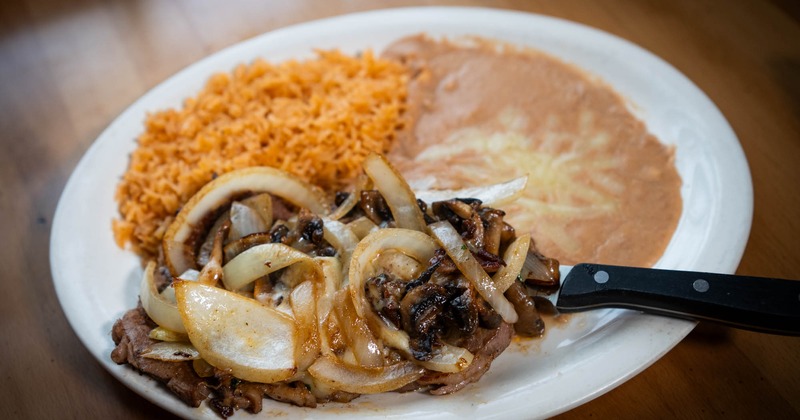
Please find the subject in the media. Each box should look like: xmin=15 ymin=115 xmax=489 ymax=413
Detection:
xmin=400 ymin=282 xmax=448 ymax=361
xmin=521 ymin=239 xmax=561 ymax=289
xmin=359 ymin=190 xmax=393 ymax=226
xmin=504 ymin=281 xmax=545 ymax=337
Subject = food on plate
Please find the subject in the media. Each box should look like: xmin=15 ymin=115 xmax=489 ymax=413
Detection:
xmin=111 ymin=154 xmax=560 ymax=417
xmin=112 ymin=50 xmax=407 ymax=257
xmin=385 ymin=35 xmax=682 ymax=267
xmin=110 ymin=33 xmax=683 ymax=417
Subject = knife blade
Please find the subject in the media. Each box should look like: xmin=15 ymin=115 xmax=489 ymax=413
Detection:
xmin=535 ymin=263 xmax=800 ymax=336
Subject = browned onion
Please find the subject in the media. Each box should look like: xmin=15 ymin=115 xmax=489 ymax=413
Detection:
xmin=321 ymin=218 xmax=359 ymax=280
xmin=148 ymin=327 xmax=189 ymax=342
xmin=139 ymin=261 xmax=187 ymax=334
xmin=328 ymin=173 xmax=370 ymax=221
xmin=141 ymin=342 xmax=200 ymax=362
xmin=308 ymin=354 xmax=424 ymax=394
xmin=316 ymin=257 xmax=343 ymax=356
xmin=222 ymin=243 xmax=322 ymax=291
xmin=492 ymin=233 xmax=531 ymax=293
xmin=333 ymin=289 xmax=384 ymax=368
xmin=289 ymin=280 xmax=320 ymax=375
xmin=347 ymin=216 xmax=378 ymax=239
xmin=362 ymin=153 xmax=427 ymax=231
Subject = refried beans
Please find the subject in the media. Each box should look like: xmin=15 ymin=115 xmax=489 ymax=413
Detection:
xmin=384 ymin=35 xmax=682 ymax=267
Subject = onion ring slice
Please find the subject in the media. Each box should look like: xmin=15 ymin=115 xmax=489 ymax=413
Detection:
xmin=308 ymin=354 xmax=424 ymax=394
xmin=222 ymin=243 xmax=323 ymax=291
xmin=321 ymin=218 xmax=359 ymax=283
xmin=362 ymin=153 xmax=427 ymax=231
xmin=175 ymin=281 xmax=297 ymax=384
xmin=492 ymin=233 xmax=531 ymax=293
xmin=163 ymin=167 xmax=329 ymax=276
xmin=139 ymin=261 xmax=187 ymax=334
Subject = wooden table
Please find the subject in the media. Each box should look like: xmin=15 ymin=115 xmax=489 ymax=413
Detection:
xmin=2 ymin=0 xmax=799 ymax=418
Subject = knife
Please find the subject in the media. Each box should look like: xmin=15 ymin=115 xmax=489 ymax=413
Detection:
xmin=536 ymin=263 xmax=800 ymax=336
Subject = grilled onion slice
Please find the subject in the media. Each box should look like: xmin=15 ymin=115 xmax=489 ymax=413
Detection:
xmin=222 ymin=243 xmax=323 ymax=291
xmin=362 ymin=153 xmax=427 ymax=231
xmin=333 ymin=289 xmax=384 ymax=368
xmin=290 ymin=280 xmax=320 ymax=374
xmin=163 ymin=167 xmax=329 ymax=276
xmin=148 ymin=327 xmax=189 ymax=342
xmin=349 ymin=228 xmax=438 ymax=319
xmin=492 ymin=233 xmax=531 ymax=293
xmin=308 ymin=354 xmax=424 ymax=394
xmin=175 ymin=281 xmax=297 ymax=384
xmin=141 ymin=341 xmax=200 ymax=362
xmin=316 ymin=257 xmax=343 ymax=356
xmin=228 ymin=201 xmax=268 ymax=242
xmin=321 ymin=218 xmax=359 ymax=282
xmin=414 ymin=176 xmax=528 ymax=208
xmin=139 ymin=261 xmax=186 ymax=334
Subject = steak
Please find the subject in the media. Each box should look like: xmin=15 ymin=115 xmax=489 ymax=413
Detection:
xmin=417 ymin=322 xmax=514 ymax=395
xmin=111 ymin=305 xmax=210 ymax=407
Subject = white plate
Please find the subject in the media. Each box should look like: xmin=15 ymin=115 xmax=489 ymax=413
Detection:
xmin=51 ymin=7 xmax=753 ymax=419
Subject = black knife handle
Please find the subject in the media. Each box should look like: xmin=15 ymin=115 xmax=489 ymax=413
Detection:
xmin=558 ymin=263 xmax=800 ymax=336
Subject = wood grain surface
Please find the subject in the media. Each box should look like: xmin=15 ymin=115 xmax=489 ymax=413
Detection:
xmin=2 ymin=0 xmax=798 ymax=418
